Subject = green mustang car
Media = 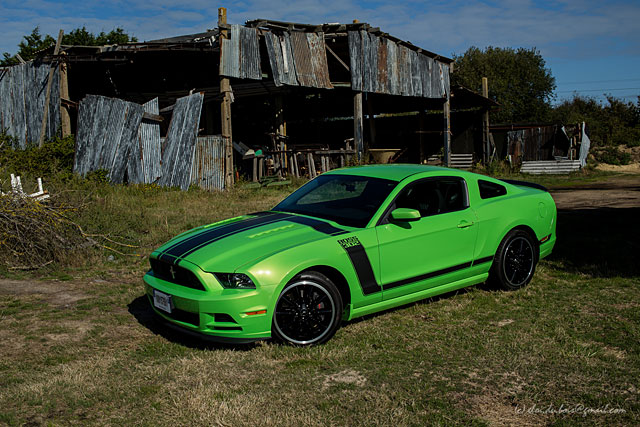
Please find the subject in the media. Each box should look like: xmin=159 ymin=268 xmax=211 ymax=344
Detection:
xmin=144 ymin=165 xmax=556 ymax=345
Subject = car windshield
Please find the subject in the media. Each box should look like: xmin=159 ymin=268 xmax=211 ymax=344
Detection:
xmin=274 ymin=174 xmax=397 ymax=228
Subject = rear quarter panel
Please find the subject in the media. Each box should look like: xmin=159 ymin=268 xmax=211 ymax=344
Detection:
xmin=468 ymin=176 xmax=556 ymax=260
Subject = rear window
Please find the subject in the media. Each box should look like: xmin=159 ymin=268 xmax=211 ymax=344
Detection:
xmin=478 ymin=180 xmax=507 ymax=199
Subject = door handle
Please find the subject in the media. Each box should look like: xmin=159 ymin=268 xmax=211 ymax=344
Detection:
xmin=457 ymin=220 xmax=474 ymax=228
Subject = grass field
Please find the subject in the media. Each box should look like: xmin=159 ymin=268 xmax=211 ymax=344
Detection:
xmin=0 ymin=171 xmax=638 ymax=425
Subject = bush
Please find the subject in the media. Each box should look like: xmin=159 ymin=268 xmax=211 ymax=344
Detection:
xmin=594 ymin=147 xmax=631 ymax=165
xmin=0 ymin=135 xmax=75 ymax=178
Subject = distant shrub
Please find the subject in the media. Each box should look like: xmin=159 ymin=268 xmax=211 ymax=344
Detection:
xmin=595 ymin=147 xmax=631 ymax=165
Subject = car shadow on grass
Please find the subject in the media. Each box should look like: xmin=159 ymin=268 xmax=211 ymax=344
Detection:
xmin=127 ymin=295 xmax=260 ymax=351
xmin=549 ymin=207 xmax=640 ymax=278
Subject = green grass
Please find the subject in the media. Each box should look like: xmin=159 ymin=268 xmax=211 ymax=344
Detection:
xmin=0 ymin=171 xmax=638 ymax=425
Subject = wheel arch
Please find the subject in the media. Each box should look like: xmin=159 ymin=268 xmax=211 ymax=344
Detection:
xmin=507 ymin=224 xmax=540 ymax=259
xmin=297 ymin=265 xmax=352 ymax=309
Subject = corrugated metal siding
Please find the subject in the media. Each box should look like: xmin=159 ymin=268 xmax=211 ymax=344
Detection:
xmin=0 ymin=61 xmax=59 ymax=148
xmin=191 ymin=135 xmax=225 ymax=191
xmin=348 ymin=31 xmax=363 ymax=92
xmin=264 ymin=32 xmax=298 ymax=87
xmin=347 ymin=30 xmax=450 ymax=99
xmin=138 ymin=98 xmax=162 ymax=184
xmin=240 ymin=26 xmax=262 ymax=80
xmin=507 ymin=127 xmax=557 ymax=161
xmin=73 ymin=95 xmax=144 ymax=183
xmin=220 ymin=25 xmax=261 ymax=80
xmin=306 ymin=33 xmax=333 ymax=89
xmin=159 ymin=92 xmax=203 ymax=190
xmin=290 ymin=31 xmax=317 ymax=87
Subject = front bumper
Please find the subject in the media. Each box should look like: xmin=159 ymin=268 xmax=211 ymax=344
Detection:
xmin=143 ymin=271 xmax=275 ymax=341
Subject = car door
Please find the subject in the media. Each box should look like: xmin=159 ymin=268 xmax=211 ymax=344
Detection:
xmin=376 ymin=176 xmax=479 ymax=301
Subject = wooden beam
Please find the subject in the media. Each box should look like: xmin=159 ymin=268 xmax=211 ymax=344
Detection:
xmin=219 ymin=7 xmax=234 ymax=188
xmin=353 ymin=91 xmax=364 ymax=162
xmin=366 ymin=94 xmax=375 ymax=152
xmin=142 ymin=112 xmax=164 ymax=122
xmin=325 ymin=43 xmax=349 ymax=71
xmin=443 ymin=99 xmax=451 ymax=167
xmin=39 ymin=29 xmax=63 ymax=147
xmin=418 ymin=110 xmax=425 ymax=163
xmin=59 ymin=52 xmax=71 ymax=137
xmin=482 ymin=77 xmax=490 ymax=164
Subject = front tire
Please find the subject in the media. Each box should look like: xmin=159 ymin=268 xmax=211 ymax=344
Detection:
xmin=272 ymin=271 xmax=343 ymax=346
xmin=490 ymin=229 xmax=538 ymax=290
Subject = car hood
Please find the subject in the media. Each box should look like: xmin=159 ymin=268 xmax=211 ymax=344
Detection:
xmin=153 ymin=211 xmax=350 ymax=272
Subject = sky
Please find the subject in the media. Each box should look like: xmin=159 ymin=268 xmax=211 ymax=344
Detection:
xmin=1 ymin=0 xmax=639 ymax=105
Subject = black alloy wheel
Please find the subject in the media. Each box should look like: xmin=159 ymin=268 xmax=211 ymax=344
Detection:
xmin=272 ymin=271 xmax=343 ymax=346
xmin=490 ymin=229 xmax=538 ymax=290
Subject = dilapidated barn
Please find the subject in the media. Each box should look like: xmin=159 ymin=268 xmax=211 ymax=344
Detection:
xmin=1 ymin=9 xmax=496 ymax=189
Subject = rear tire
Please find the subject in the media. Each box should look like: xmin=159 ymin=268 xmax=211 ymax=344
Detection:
xmin=490 ymin=229 xmax=538 ymax=290
xmin=272 ymin=271 xmax=343 ymax=346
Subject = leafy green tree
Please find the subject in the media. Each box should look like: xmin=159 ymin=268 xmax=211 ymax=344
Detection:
xmin=1 ymin=26 xmax=137 ymax=66
xmin=452 ymin=46 xmax=556 ymax=124
xmin=552 ymin=95 xmax=640 ymax=147
xmin=1 ymin=27 xmax=54 ymax=66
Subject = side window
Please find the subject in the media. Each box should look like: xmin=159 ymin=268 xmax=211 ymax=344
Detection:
xmin=394 ymin=178 xmax=468 ymax=217
xmin=478 ymin=180 xmax=507 ymax=199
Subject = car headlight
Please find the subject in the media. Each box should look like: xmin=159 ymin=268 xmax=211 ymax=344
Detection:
xmin=214 ymin=273 xmax=256 ymax=289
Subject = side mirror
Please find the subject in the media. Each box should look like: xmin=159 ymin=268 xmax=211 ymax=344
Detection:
xmin=390 ymin=208 xmax=421 ymax=221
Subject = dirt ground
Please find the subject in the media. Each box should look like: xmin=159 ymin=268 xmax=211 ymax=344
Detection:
xmin=551 ymin=175 xmax=640 ymax=209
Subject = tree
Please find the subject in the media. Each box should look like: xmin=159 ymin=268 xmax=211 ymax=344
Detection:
xmin=552 ymin=95 xmax=640 ymax=147
xmin=1 ymin=26 xmax=137 ymax=66
xmin=452 ymin=46 xmax=556 ymax=124
xmin=1 ymin=27 xmax=55 ymax=66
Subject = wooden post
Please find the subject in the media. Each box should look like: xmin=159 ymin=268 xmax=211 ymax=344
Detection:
xmin=39 ymin=29 xmax=63 ymax=147
xmin=366 ymin=94 xmax=376 ymax=152
xmin=418 ymin=110 xmax=426 ymax=164
xmin=59 ymin=52 xmax=71 ymax=137
xmin=482 ymin=77 xmax=490 ymax=164
xmin=443 ymin=99 xmax=451 ymax=167
xmin=252 ymin=157 xmax=258 ymax=182
xmin=275 ymin=95 xmax=287 ymax=172
xmin=354 ymin=92 xmax=364 ymax=162
xmin=219 ymin=8 xmax=234 ymax=188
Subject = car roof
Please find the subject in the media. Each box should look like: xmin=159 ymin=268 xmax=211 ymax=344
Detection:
xmin=325 ymin=164 xmax=469 ymax=182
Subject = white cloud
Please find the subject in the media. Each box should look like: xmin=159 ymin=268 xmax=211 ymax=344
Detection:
xmin=1 ymin=0 xmax=638 ymax=62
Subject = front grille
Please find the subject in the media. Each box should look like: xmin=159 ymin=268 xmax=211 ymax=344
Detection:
xmin=166 ymin=308 xmax=200 ymax=327
xmin=150 ymin=258 xmax=206 ymax=291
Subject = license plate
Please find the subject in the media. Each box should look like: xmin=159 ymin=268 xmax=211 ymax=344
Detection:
xmin=153 ymin=289 xmax=172 ymax=313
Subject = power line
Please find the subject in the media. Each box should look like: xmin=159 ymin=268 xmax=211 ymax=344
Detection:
xmin=556 ymin=87 xmax=640 ymax=93
xmin=558 ymin=78 xmax=640 ymax=85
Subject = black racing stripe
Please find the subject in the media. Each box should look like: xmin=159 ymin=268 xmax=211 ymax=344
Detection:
xmin=472 ymin=255 xmax=494 ymax=266
xmin=284 ymin=216 xmax=348 ymax=236
xmin=175 ymin=213 xmax=293 ymax=260
xmin=383 ymin=262 xmax=473 ymax=290
xmin=162 ymin=211 xmax=275 ymax=256
xmin=162 ymin=212 xmax=288 ymax=260
xmin=343 ymin=244 xmax=381 ymax=295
